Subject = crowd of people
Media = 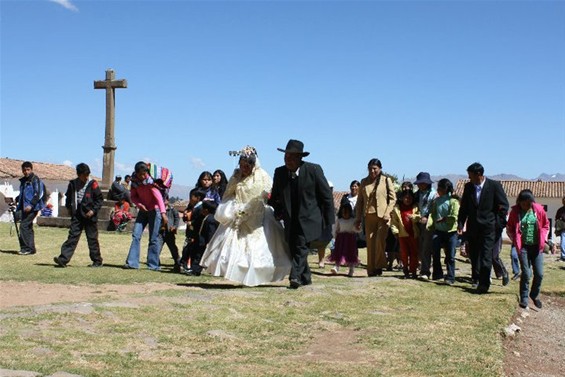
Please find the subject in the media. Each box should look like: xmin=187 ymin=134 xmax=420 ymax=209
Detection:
xmin=9 ymin=141 xmax=564 ymax=308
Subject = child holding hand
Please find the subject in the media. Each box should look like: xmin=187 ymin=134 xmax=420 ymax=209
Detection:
xmin=391 ymin=190 xmax=420 ymax=279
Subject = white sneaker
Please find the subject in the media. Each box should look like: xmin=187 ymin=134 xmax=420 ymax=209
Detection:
xmin=331 ymin=267 xmax=339 ymax=275
xmin=419 ymin=274 xmax=429 ymax=280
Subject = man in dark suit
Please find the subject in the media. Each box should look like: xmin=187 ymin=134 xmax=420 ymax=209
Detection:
xmin=458 ymin=162 xmax=509 ymax=293
xmin=268 ymin=139 xmax=335 ymax=289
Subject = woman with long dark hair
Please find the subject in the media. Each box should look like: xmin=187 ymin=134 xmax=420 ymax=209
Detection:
xmin=506 ymin=189 xmax=549 ymax=309
xmin=212 ymin=169 xmax=228 ymax=199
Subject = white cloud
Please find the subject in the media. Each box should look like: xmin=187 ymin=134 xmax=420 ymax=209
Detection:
xmin=62 ymin=160 xmax=73 ymax=167
xmin=115 ymin=161 xmax=134 ymax=174
xmin=191 ymin=157 xmax=206 ymax=169
xmin=49 ymin=0 xmax=79 ymax=12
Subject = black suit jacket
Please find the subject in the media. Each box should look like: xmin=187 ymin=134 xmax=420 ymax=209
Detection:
xmin=458 ymin=178 xmax=509 ymax=233
xmin=199 ymin=214 xmax=219 ymax=249
xmin=268 ymin=161 xmax=335 ymax=243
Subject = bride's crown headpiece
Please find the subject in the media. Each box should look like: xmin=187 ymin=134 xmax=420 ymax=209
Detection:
xmin=228 ymin=146 xmax=258 ymax=158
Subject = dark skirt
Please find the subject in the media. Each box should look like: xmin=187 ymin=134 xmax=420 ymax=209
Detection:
xmin=328 ymin=232 xmax=359 ymax=265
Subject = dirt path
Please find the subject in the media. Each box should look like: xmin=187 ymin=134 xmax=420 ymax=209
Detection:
xmin=503 ymin=295 xmax=565 ymax=377
xmin=0 ymin=281 xmax=563 ymax=376
xmin=0 ymin=281 xmax=185 ymax=309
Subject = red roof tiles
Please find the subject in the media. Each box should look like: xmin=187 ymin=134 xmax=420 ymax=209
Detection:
xmin=0 ymin=158 xmax=77 ymax=181
xmin=455 ymin=180 xmax=565 ymax=199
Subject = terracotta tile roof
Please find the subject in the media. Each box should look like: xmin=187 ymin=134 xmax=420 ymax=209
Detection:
xmin=334 ymin=191 xmax=349 ymax=212
xmin=0 ymin=158 xmax=77 ymax=181
xmin=455 ymin=180 xmax=565 ymax=198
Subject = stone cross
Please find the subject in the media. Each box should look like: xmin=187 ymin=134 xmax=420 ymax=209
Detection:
xmin=94 ymin=69 xmax=127 ymax=189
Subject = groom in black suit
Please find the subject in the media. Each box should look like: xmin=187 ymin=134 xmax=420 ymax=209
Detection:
xmin=268 ymin=139 xmax=335 ymax=289
xmin=458 ymin=162 xmax=509 ymax=293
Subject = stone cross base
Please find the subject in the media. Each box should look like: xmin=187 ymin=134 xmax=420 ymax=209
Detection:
xmin=37 ymin=193 xmax=137 ymax=232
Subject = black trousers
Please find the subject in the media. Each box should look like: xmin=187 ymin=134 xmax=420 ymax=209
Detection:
xmin=467 ymin=225 xmax=495 ymax=289
xmin=492 ymin=235 xmax=508 ymax=278
xmin=288 ymin=221 xmax=312 ymax=285
xmin=161 ymin=231 xmax=180 ymax=264
xmin=17 ymin=210 xmax=38 ymax=253
xmin=188 ymin=243 xmax=204 ymax=273
xmin=58 ymin=216 xmax=102 ymax=265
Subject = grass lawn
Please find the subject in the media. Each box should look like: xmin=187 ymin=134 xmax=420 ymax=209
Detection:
xmin=0 ymin=223 xmax=563 ymax=376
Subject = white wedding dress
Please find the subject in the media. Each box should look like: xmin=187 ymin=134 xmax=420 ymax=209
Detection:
xmin=200 ymin=164 xmax=291 ymax=286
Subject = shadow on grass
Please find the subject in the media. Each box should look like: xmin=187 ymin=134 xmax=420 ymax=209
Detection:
xmin=459 ymin=285 xmax=507 ymax=295
xmin=0 ymin=249 xmax=20 ymax=255
xmin=311 ymin=270 xmax=379 ymax=279
xmin=35 ymin=263 xmax=62 ymax=268
xmin=176 ymin=282 xmax=284 ymax=290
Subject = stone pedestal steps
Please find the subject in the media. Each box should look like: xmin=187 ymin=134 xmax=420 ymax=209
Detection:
xmin=37 ymin=198 xmax=136 ymax=232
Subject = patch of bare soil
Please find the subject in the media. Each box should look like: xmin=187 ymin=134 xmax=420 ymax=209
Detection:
xmin=0 ymin=281 xmax=185 ymax=308
xmin=503 ymin=295 xmax=565 ymax=377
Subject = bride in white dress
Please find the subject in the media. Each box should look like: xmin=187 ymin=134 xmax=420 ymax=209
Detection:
xmin=200 ymin=146 xmax=291 ymax=286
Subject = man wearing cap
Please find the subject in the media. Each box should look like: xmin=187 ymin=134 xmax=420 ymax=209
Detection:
xmin=268 ymin=139 xmax=335 ymax=289
xmin=413 ymin=172 xmax=437 ymax=279
xmin=108 ymin=175 xmax=131 ymax=204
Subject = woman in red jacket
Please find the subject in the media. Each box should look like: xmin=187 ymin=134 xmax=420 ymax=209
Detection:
xmin=506 ymin=189 xmax=549 ymax=309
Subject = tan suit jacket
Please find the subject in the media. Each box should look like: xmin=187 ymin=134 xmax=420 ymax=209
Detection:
xmin=355 ymin=174 xmax=396 ymax=222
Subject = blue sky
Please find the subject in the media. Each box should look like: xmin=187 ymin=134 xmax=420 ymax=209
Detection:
xmin=1 ymin=0 xmax=564 ymax=191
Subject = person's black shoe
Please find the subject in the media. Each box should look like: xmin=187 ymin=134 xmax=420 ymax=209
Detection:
xmin=289 ymin=279 xmax=301 ymax=289
xmin=519 ymin=301 xmax=528 ymax=309
xmin=502 ymin=273 xmax=510 ymax=286
xmin=476 ymin=285 xmax=489 ymax=294
xmin=530 ymin=295 xmax=542 ymax=309
xmin=53 ymin=256 xmax=66 ymax=268
xmin=184 ymin=269 xmax=201 ymax=276
xmin=173 ymin=264 xmax=181 ymax=273
xmin=375 ymin=269 xmax=383 ymax=276
xmin=89 ymin=262 xmax=103 ymax=268
xmin=19 ymin=250 xmax=36 ymax=255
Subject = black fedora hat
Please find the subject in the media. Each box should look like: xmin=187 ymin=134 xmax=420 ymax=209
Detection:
xmin=277 ymin=139 xmax=310 ymax=156
xmin=413 ymin=172 xmax=433 ymax=185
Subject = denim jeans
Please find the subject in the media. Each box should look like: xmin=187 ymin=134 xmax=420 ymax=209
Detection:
xmin=125 ymin=210 xmax=162 ymax=270
xmin=518 ymin=245 xmax=544 ymax=304
xmin=510 ymin=246 xmax=520 ymax=275
xmin=432 ymin=230 xmax=458 ymax=282
xmin=560 ymin=235 xmax=565 ymax=261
